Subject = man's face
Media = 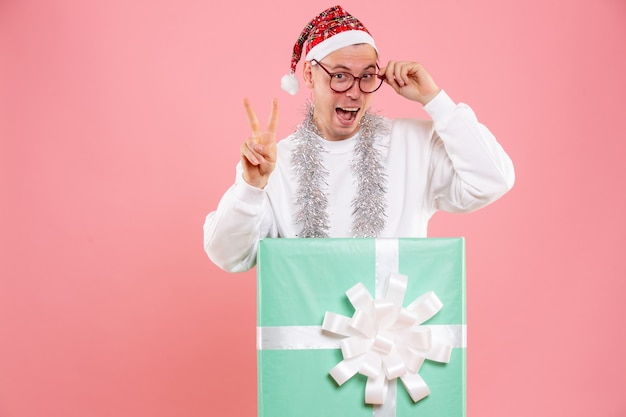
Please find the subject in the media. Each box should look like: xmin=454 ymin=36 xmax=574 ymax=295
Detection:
xmin=303 ymin=44 xmax=378 ymax=141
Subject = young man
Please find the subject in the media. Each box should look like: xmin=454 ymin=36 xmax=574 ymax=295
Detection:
xmin=204 ymin=5 xmax=515 ymax=272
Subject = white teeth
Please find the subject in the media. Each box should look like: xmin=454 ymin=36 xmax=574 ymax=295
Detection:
xmin=339 ymin=107 xmax=359 ymax=112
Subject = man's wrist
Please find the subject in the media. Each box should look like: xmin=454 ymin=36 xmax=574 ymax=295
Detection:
xmin=423 ymin=90 xmax=455 ymax=120
xmin=419 ymin=88 xmax=442 ymax=106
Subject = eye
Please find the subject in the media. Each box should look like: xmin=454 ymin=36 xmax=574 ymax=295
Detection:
xmin=333 ymin=73 xmax=349 ymax=80
xmin=361 ymin=73 xmax=374 ymax=80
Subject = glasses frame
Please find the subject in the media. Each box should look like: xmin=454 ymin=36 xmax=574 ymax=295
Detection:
xmin=310 ymin=59 xmax=385 ymax=94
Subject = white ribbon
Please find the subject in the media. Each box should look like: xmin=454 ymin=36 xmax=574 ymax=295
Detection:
xmin=258 ymin=323 xmax=465 ymax=351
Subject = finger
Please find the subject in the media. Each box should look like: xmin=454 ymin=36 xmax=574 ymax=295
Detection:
xmin=394 ymin=63 xmax=409 ymax=87
xmin=381 ymin=61 xmax=393 ymax=80
xmin=243 ymin=98 xmax=261 ymax=135
xmin=266 ymin=98 xmax=279 ymax=134
xmin=383 ymin=61 xmax=402 ymax=88
xmin=240 ymin=140 xmax=260 ymax=166
xmin=405 ymin=63 xmax=421 ymax=84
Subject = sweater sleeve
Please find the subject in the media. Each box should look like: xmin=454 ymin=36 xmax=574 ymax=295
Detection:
xmin=423 ymin=90 xmax=515 ymax=213
xmin=203 ymin=163 xmax=276 ymax=272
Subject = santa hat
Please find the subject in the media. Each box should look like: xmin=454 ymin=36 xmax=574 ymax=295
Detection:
xmin=281 ymin=5 xmax=377 ymax=95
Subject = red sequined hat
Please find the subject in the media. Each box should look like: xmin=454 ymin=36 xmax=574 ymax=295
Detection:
xmin=281 ymin=5 xmax=377 ymax=95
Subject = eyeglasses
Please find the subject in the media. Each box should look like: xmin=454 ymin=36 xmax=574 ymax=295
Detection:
xmin=311 ymin=59 xmax=385 ymax=94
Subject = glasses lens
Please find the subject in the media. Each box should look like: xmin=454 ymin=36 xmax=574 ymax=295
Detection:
xmin=360 ymin=75 xmax=383 ymax=93
xmin=330 ymin=73 xmax=355 ymax=92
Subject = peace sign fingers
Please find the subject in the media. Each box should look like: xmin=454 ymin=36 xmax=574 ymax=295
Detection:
xmin=244 ymin=98 xmax=261 ymax=137
xmin=266 ymin=98 xmax=279 ymax=135
xmin=240 ymin=98 xmax=279 ymax=189
xmin=244 ymin=98 xmax=279 ymax=143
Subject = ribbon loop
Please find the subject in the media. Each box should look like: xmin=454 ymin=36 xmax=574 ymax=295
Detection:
xmin=322 ymin=311 xmax=354 ymax=336
xmin=346 ymin=282 xmax=374 ymax=310
xmin=350 ymin=309 xmax=377 ymax=338
xmin=400 ymin=372 xmax=431 ymax=402
xmin=398 ymin=346 xmax=426 ymax=373
xmin=382 ymin=349 xmax=406 ymax=379
xmin=330 ymin=356 xmax=364 ymax=385
xmin=325 ymin=273 xmax=454 ymax=405
xmin=426 ymin=342 xmax=453 ymax=363
xmin=372 ymin=332 xmax=393 ymax=354
xmin=383 ymin=272 xmax=407 ymax=305
xmin=402 ymin=327 xmax=431 ymax=351
xmin=365 ymin=373 xmax=388 ymax=405
xmin=341 ymin=336 xmax=372 ymax=359
xmin=406 ymin=291 xmax=443 ymax=324
xmin=360 ymin=351 xmax=383 ymax=378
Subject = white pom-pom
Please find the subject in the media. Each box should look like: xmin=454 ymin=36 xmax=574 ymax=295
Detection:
xmin=281 ymin=73 xmax=299 ymax=95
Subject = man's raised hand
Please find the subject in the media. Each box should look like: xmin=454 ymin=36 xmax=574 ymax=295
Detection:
xmin=240 ymin=98 xmax=279 ymax=189
xmin=379 ymin=61 xmax=441 ymax=106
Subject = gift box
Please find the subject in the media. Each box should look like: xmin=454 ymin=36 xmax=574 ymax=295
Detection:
xmin=257 ymin=238 xmax=466 ymax=417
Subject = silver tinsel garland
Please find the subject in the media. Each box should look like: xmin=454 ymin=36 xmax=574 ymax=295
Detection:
xmin=291 ymin=104 xmax=389 ymax=238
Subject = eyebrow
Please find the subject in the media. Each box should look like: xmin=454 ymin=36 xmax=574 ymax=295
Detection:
xmin=330 ymin=63 xmax=378 ymax=72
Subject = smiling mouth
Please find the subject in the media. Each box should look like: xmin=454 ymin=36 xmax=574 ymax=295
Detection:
xmin=336 ymin=107 xmax=360 ymax=123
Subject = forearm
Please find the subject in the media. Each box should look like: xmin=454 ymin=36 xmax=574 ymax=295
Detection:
xmin=203 ymin=167 xmax=273 ymax=272
xmin=425 ymin=90 xmax=515 ymax=211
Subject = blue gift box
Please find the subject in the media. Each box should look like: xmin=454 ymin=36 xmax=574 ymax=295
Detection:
xmin=257 ymin=238 xmax=466 ymax=417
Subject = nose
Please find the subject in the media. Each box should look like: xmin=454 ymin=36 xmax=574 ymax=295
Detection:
xmin=345 ymin=78 xmax=362 ymax=99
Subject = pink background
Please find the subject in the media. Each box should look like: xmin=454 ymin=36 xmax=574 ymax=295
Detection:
xmin=1 ymin=0 xmax=625 ymax=416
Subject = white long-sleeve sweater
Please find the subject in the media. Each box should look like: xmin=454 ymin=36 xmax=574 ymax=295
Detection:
xmin=204 ymin=91 xmax=515 ymax=272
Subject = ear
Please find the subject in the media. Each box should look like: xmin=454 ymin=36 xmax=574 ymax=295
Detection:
xmin=302 ymin=61 xmax=314 ymax=88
